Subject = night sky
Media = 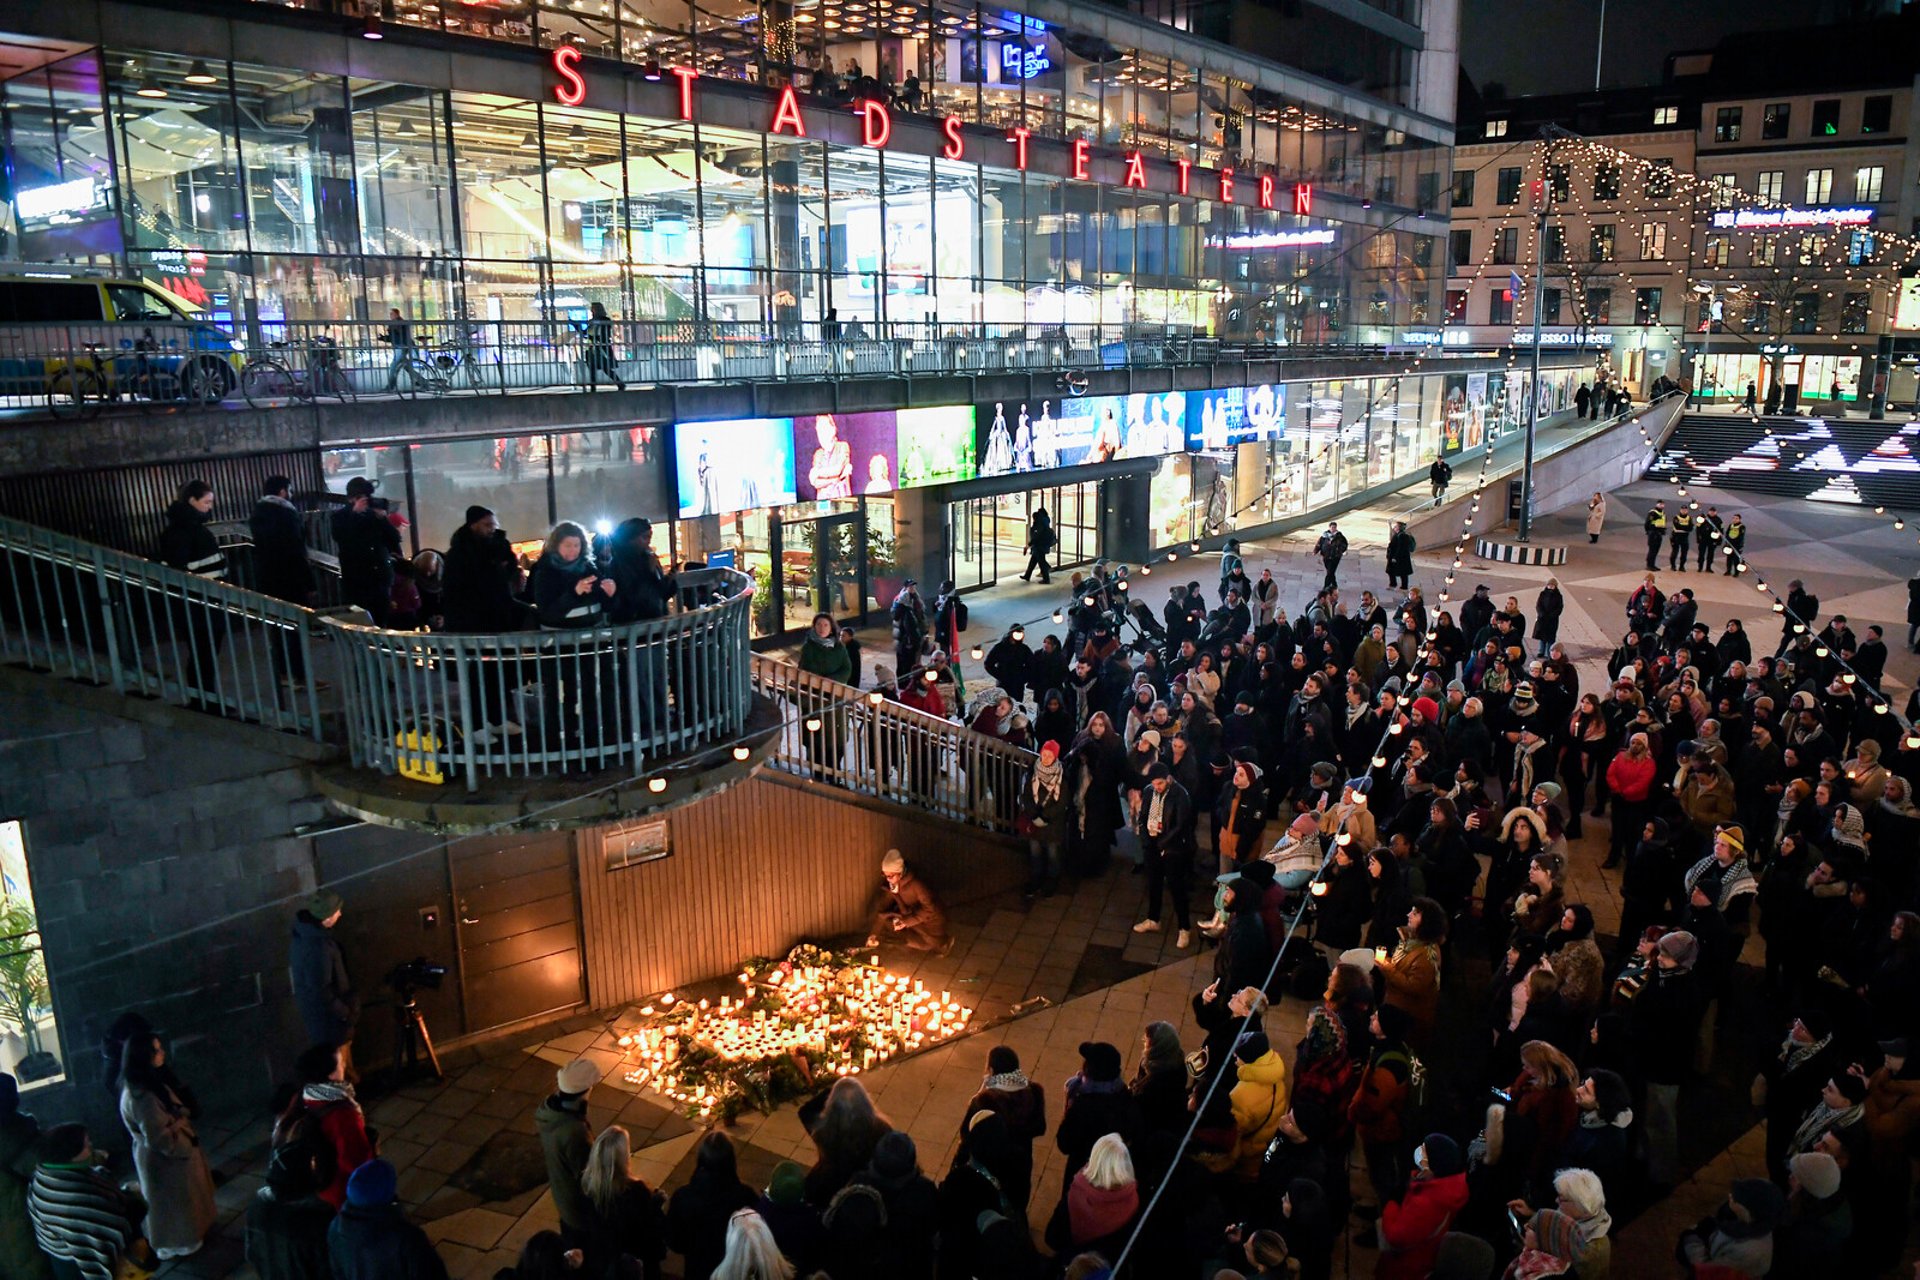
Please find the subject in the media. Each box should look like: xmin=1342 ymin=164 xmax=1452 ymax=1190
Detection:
xmin=1460 ymin=0 xmax=1857 ymax=96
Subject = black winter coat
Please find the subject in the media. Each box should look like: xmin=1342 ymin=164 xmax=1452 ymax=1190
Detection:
xmin=289 ymin=912 xmax=357 ymax=1048
xmin=1533 ymin=588 xmax=1563 ymax=644
xmin=244 ymin=1190 xmax=334 ymax=1280
xmin=157 ymin=500 xmax=226 ymax=580
xmin=1315 ymin=857 xmax=1373 ymax=951
xmin=1626 ymin=967 xmax=1701 ymax=1085
xmin=442 ymin=526 xmax=525 ymax=632
xmin=329 ymin=506 xmax=399 ymax=604
xmin=249 ymin=496 xmax=315 ymax=603
xmin=326 ymin=1202 xmax=448 ymax=1280
xmin=665 ymin=1170 xmax=756 ymax=1280
xmin=1053 ymin=1086 xmax=1143 ymax=1184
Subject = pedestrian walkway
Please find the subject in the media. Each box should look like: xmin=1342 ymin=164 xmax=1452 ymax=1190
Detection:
xmin=169 ymin=479 xmax=1918 ymax=1280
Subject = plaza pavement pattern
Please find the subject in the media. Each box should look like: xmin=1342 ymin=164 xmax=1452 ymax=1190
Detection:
xmin=170 ymin=478 xmax=1919 ymax=1279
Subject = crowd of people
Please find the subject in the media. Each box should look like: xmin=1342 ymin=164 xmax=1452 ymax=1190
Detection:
xmin=74 ymin=484 xmax=1920 ymax=1279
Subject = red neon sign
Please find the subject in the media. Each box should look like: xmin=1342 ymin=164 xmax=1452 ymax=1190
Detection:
xmin=1293 ymin=182 xmax=1312 ymax=215
xmin=1218 ymin=167 xmax=1234 ymax=203
xmin=552 ymin=46 xmax=586 ymax=106
xmin=859 ymin=99 xmax=891 ymax=148
xmin=670 ymin=65 xmax=698 ymax=120
xmin=942 ymin=114 xmax=965 ymax=159
xmin=1072 ymin=138 xmax=1090 ymax=181
xmin=1259 ymin=174 xmax=1274 ymax=210
xmin=1124 ymin=151 xmax=1146 ymax=188
xmin=1176 ymin=158 xmax=1191 ymax=195
xmin=1008 ymin=127 xmax=1031 ymax=171
xmin=770 ymin=84 xmax=805 ymax=135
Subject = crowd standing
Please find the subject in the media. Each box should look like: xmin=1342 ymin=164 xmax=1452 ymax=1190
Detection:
xmin=79 ymin=481 xmax=1918 ymax=1278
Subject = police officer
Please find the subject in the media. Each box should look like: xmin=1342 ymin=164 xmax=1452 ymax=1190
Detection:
xmin=1722 ymin=513 xmax=1746 ymax=575
xmin=1667 ymin=504 xmax=1694 ymax=571
xmin=1694 ymin=505 xmax=1724 ymax=573
xmin=1644 ymin=500 xmax=1667 ymax=572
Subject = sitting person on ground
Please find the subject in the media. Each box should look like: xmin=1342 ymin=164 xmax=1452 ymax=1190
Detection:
xmin=865 ymin=850 xmax=952 ymax=955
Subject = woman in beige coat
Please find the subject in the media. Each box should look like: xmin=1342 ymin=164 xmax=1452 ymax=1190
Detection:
xmin=118 ymin=1031 xmax=216 ymax=1258
xmin=1586 ymin=492 xmax=1606 ymax=543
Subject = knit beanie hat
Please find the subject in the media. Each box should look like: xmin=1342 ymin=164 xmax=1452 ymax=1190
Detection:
xmin=1234 ymin=1031 xmax=1270 ymax=1063
xmin=1790 ymin=1152 xmax=1842 ymax=1200
xmin=767 ymin=1160 xmax=806 ymax=1205
xmin=1420 ymin=1133 xmax=1464 ymax=1177
xmin=1833 ymin=1072 xmax=1868 ymax=1104
xmin=1657 ymin=930 xmax=1699 ymax=971
xmin=872 ymin=1130 xmax=918 ymax=1179
xmin=464 ymin=505 xmax=494 ymax=525
xmin=1533 ymin=782 xmax=1563 ymax=805
xmin=1413 ymin=696 xmax=1441 ymax=725
xmin=1078 ymin=1041 xmax=1123 ymax=1082
xmin=345 ymin=1159 xmax=399 ymax=1207
xmin=556 ymin=1059 xmax=601 ymax=1095
xmin=881 ymin=849 xmax=906 ymax=874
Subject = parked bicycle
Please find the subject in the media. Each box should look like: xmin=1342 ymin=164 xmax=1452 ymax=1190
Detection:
xmin=241 ymin=334 xmax=356 ymax=408
xmin=392 ymin=330 xmax=491 ymax=397
xmin=46 ymin=344 xmax=108 ymax=419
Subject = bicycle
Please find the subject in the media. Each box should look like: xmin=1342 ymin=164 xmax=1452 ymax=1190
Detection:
xmin=241 ymin=335 xmax=357 ymax=408
xmin=46 ymin=345 xmax=107 ymax=419
xmin=392 ymin=331 xmax=488 ymax=397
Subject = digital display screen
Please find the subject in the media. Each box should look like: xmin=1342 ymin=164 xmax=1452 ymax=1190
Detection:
xmin=977 ymin=392 xmax=1185 ymax=477
xmin=672 ymin=418 xmax=798 ymax=517
xmin=893 ymin=406 xmax=976 ymax=487
xmin=1188 ymin=384 xmax=1285 ymax=449
xmin=795 ymin=411 xmax=899 ymax=500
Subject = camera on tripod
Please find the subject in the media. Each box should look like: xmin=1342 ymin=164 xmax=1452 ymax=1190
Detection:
xmin=384 ymin=957 xmax=448 ymax=999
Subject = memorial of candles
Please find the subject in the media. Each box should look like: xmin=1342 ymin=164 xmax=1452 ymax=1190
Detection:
xmin=615 ymin=944 xmax=972 ymax=1118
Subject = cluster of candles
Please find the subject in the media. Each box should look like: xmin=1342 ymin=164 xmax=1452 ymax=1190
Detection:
xmin=616 ymin=953 xmax=973 ymax=1116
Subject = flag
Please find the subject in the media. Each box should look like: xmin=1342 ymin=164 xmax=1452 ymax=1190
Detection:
xmin=1509 ymin=271 xmax=1524 ymax=298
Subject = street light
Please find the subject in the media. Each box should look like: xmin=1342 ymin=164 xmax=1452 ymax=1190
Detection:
xmin=1690 ymin=282 xmax=1743 ymax=409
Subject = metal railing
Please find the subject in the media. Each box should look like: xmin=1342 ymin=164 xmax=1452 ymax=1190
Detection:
xmin=0 ymin=511 xmax=765 ymax=791
xmin=0 ymin=315 xmax=1461 ymax=418
xmin=0 ymin=513 xmax=323 ymax=738
xmin=750 ymin=654 xmax=1035 ymax=833
xmin=321 ymin=568 xmax=753 ymax=791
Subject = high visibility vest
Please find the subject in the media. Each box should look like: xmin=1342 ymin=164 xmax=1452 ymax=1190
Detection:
xmin=1647 ymin=510 xmax=1666 ymax=531
xmin=1672 ymin=512 xmax=1694 ymax=533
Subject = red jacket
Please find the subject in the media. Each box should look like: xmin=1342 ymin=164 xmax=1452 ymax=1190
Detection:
xmin=1605 ymin=750 xmax=1656 ymax=803
xmin=297 ymin=1097 xmax=373 ymax=1209
xmin=1376 ymin=1171 xmax=1469 ymax=1280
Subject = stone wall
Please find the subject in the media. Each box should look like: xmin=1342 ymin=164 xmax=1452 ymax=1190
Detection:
xmin=0 ymin=672 xmax=331 ymax=1137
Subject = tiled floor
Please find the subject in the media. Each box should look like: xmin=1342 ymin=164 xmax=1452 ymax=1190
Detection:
xmin=174 ymin=475 xmax=1920 ymax=1279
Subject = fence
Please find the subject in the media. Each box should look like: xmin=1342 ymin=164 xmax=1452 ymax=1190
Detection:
xmin=750 ymin=654 xmax=1035 ymax=833
xmin=318 ymin=568 xmax=753 ymax=791
xmin=0 ymin=513 xmax=323 ymax=738
xmin=0 ymin=313 xmax=1453 ymax=416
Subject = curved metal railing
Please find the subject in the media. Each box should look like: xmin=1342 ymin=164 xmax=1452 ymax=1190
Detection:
xmin=321 ymin=568 xmax=754 ymax=792
xmin=750 ymin=655 xmax=1035 ymax=834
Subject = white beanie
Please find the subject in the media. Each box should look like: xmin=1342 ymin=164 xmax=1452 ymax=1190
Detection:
xmin=556 ymin=1058 xmax=601 ymax=1095
xmin=881 ymin=849 xmax=905 ymax=875
xmin=1790 ymin=1151 xmax=1842 ymax=1200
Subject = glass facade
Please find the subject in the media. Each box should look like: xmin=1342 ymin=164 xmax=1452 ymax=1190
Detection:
xmin=0 ymin=39 xmax=1446 ymax=343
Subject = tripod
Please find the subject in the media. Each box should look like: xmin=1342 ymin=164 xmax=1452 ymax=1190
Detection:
xmin=391 ymin=989 xmax=444 ymax=1082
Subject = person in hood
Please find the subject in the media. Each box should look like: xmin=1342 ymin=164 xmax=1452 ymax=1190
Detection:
xmin=326 ymin=1159 xmax=448 ymax=1280
xmin=866 ymin=850 xmax=951 ymax=954
xmin=288 ymin=892 xmax=358 ymax=1075
xmin=536 ymin=1059 xmax=601 ymax=1241
xmin=983 ymin=627 xmax=1034 ymax=703
xmin=752 ymin=1162 xmax=821 ymax=1275
xmin=603 ymin=518 xmax=674 ymax=625
xmin=848 ymin=1132 xmax=938 ymax=1280
xmin=667 ymin=1134 xmax=756 ymax=1280
xmin=1678 ymin=1177 xmax=1787 ymax=1277
xmin=244 ymin=1139 xmax=335 ymax=1280
xmin=1370 ymin=1133 xmax=1468 ymax=1279
xmin=956 ymin=1047 xmax=1046 ymax=1213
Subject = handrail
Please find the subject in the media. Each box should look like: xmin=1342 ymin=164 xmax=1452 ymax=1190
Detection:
xmin=319 ymin=568 xmax=754 ymax=791
xmin=0 ymin=512 xmax=323 ymax=738
xmin=0 ymin=511 xmax=765 ymax=793
xmin=749 ymin=654 xmax=1035 ymax=834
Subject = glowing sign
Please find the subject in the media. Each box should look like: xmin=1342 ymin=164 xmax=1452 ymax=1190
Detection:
xmin=1213 ymin=227 xmax=1337 ymax=250
xmin=1000 ymin=42 xmax=1052 ymax=80
xmin=1511 ymin=330 xmax=1615 ymax=347
xmin=15 ymin=176 xmax=108 ymax=224
xmin=1709 ymin=206 xmax=1876 ymax=230
xmin=551 ymin=46 xmax=586 ymax=105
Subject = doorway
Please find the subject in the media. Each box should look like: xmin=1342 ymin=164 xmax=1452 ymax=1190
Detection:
xmin=778 ymin=507 xmax=865 ymax=631
xmin=950 ymin=480 xmax=1101 ymax=589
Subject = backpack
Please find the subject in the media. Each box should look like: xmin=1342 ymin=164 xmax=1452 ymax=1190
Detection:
xmin=1376 ymin=1046 xmax=1431 ymax=1138
xmin=271 ymin=1098 xmax=347 ymax=1189
xmin=953 ymin=597 xmax=969 ymax=632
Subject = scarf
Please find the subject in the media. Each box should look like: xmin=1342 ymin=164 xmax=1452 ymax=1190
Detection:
xmin=1392 ymin=936 xmax=1441 ymax=988
xmin=1881 ymin=789 xmax=1919 ymax=819
xmin=1138 ymin=1022 xmax=1186 ymax=1080
xmin=1789 ymin=1099 xmax=1863 ymax=1156
xmin=301 ymin=1081 xmax=356 ymax=1106
xmin=982 ymin=1070 xmax=1031 ymax=1093
xmin=1032 ymin=755 xmax=1064 ymax=803
xmin=1580 ymin=1105 xmax=1633 ymax=1130
xmin=1346 ymin=701 xmax=1369 ymax=729
xmin=1147 ymin=786 xmax=1167 ymax=837
xmin=1779 ymin=1032 xmax=1833 ymax=1076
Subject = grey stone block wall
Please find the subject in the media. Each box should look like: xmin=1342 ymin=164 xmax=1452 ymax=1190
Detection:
xmin=0 ymin=687 xmax=323 ymax=1139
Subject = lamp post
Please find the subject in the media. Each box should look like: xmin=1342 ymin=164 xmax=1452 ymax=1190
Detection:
xmin=1689 ymin=282 xmax=1742 ymax=410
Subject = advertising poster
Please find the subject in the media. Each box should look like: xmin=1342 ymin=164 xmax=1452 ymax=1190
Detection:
xmin=977 ymin=392 xmax=1185 ymax=477
xmin=1187 ymin=383 xmax=1285 ymax=450
xmin=1464 ymin=373 xmax=1489 ymax=449
xmin=673 ymin=418 xmax=798 ymax=517
xmin=1440 ymin=374 xmax=1468 ymax=454
xmin=895 ymin=406 xmax=977 ymax=487
xmin=794 ymin=411 xmax=899 ymax=500
xmin=1118 ymin=391 xmax=1189 ymax=459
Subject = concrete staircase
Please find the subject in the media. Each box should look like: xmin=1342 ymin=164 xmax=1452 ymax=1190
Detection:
xmin=1648 ymin=411 xmax=1920 ymax=506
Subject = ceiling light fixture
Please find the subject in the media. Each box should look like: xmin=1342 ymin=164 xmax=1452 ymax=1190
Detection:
xmin=184 ymin=60 xmax=218 ymax=85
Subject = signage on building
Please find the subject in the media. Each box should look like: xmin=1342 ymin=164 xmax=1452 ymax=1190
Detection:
xmin=1894 ymin=278 xmax=1920 ymax=332
xmin=550 ymin=52 xmax=1316 ymax=209
xmin=1510 ymin=330 xmax=1615 ymax=348
xmin=999 ymin=42 xmax=1052 ymax=80
xmin=1709 ymin=206 xmax=1876 ymax=230
xmin=1211 ymin=227 xmax=1336 ymax=250
xmin=15 ymin=176 xmax=110 ymax=226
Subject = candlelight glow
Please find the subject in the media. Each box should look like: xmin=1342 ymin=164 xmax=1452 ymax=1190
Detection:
xmin=616 ymin=944 xmax=973 ymax=1119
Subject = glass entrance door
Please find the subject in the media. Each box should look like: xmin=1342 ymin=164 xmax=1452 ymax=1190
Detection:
xmin=778 ymin=508 xmax=863 ymax=631
xmin=950 ymin=480 xmax=1103 ymax=590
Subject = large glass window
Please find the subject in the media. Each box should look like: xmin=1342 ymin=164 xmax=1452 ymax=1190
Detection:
xmin=0 ymin=821 xmax=64 ymax=1090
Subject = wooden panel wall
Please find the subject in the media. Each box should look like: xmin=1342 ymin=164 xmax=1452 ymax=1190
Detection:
xmin=576 ymin=776 xmax=1025 ymax=1008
